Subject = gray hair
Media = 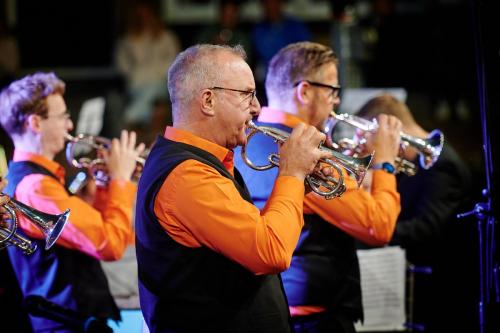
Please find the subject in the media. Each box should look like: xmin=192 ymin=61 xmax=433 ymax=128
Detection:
xmin=265 ymin=42 xmax=338 ymax=104
xmin=167 ymin=44 xmax=247 ymax=119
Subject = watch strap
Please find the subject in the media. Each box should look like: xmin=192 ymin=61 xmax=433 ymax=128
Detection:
xmin=372 ymin=162 xmax=396 ymax=174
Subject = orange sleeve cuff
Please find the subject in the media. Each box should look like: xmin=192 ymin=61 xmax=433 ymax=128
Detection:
xmin=107 ymin=180 xmax=137 ymax=207
xmin=371 ymin=169 xmax=397 ymax=190
xmin=303 ymin=170 xmax=400 ymax=246
xmin=272 ymin=175 xmax=305 ymax=202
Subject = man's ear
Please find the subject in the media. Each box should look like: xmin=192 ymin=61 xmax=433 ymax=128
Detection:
xmin=200 ymin=89 xmax=216 ymax=117
xmin=26 ymin=114 xmax=42 ymax=133
xmin=295 ymin=81 xmax=310 ymax=105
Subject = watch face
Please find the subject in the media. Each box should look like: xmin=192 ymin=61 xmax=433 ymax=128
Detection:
xmin=382 ymin=162 xmax=396 ymax=174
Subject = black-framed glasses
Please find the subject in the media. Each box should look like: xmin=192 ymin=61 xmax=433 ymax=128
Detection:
xmin=294 ymin=80 xmax=341 ymax=98
xmin=42 ymin=110 xmax=71 ymax=121
xmin=209 ymin=86 xmax=257 ymax=103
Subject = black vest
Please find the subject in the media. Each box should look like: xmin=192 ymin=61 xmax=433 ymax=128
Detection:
xmin=282 ymin=213 xmax=363 ymax=321
xmin=5 ymin=161 xmax=119 ymax=331
xmin=135 ymin=136 xmax=292 ymax=333
xmin=234 ymin=121 xmax=364 ymax=321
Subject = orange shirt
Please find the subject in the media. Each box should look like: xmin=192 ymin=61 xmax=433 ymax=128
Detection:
xmin=259 ymin=107 xmax=401 ymax=316
xmin=259 ymin=107 xmax=400 ymax=245
xmin=153 ymin=127 xmax=305 ymax=275
xmin=12 ymin=150 xmax=136 ymax=261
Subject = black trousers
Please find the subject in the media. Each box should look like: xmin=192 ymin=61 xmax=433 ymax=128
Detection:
xmin=291 ymin=311 xmax=356 ymax=333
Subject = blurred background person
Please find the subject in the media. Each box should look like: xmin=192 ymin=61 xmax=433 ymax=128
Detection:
xmin=0 ymin=72 xmax=145 ymax=332
xmin=0 ymin=18 xmax=19 ymax=161
xmin=235 ymin=41 xmax=402 ymax=333
xmin=356 ymin=94 xmax=473 ymax=333
xmin=0 ymin=19 xmax=19 ymax=89
xmin=251 ymin=0 xmax=311 ymax=104
xmin=429 ymin=0 xmax=473 ymax=123
xmin=115 ymin=1 xmax=180 ymax=129
xmin=196 ymin=0 xmax=252 ymax=60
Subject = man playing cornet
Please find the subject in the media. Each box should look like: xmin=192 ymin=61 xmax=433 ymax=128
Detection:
xmin=135 ymin=44 xmax=331 ymax=333
xmin=234 ymin=42 xmax=403 ymax=333
xmin=0 ymin=72 xmax=145 ymax=332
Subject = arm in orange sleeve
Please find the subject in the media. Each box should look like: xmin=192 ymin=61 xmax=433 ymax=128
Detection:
xmin=304 ymin=170 xmax=400 ymax=246
xmin=154 ymin=160 xmax=305 ymax=275
xmin=15 ymin=173 xmax=135 ymax=261
xmin=71 ymin=179 xmax=135 ymax=244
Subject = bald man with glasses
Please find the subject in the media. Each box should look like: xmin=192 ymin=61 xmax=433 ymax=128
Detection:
xmin=135 ymin=44 xmax=332 ymax=333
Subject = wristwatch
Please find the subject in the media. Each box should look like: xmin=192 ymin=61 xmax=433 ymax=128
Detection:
xmin=372 ymin=162 xmax=396 ymax=174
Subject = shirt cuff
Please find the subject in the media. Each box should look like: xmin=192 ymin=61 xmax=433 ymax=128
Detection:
xmin=108 ymin=180 xmax=137 ymax=206
xmin=372 ymin=169 xmax=397 ymax=189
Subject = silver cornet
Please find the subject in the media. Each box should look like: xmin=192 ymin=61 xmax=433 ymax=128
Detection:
xmin=336 ymin=138 xmax=417 ymax=176
xmin=330 ymin=111 xmax=444 ymax=174
xmin=241 ymin=121 xmax=374 ymax=199
xmin=0 ymin=195 xmax=69 ymax=255
xmin=65 ymin=134 xmax=146 ymax=186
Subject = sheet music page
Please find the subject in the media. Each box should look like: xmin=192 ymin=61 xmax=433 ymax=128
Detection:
xmin=76 ymin=96 xmax=105 ymax=135
xmin=355 ymin=246 xmax=406 ymax=332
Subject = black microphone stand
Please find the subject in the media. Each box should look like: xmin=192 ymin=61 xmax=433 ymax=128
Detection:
xmin=457 ymin=1 xmax=499 ymax=333
xmin=24 ymin=295 xmax=113 ymax=333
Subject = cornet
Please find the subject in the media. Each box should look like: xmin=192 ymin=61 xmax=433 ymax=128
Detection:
xmin=241 ymin=121 xmax=374 ymax=199
xmin=0 ymin=195 xmax=69 ymax=255
xmin=336 ymin=138 xmax=417 ymax=176
xmin=330 ymin=111 xmax=444 ymax=174
xmin=65 ymin=134 xmax=146 ymax=186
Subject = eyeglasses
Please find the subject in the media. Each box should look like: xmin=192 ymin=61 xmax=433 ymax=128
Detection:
xmin=42 ymin=110 xmax=71 ymax=121
xmin=209 ymin=86 xmax=257 ymax=105
xmin=294 ymin=80 xmax=341 ymax=99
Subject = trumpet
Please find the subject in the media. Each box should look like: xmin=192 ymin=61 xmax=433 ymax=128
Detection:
xmin=336 ymin=138 xmax=417 ymax=176
xmin=241 ymin=121 xmax=374 ymax=199
xmin=0 ymin=195 xmax=69 ymax=255
xmin=330 ymin=111 xmax=444 ymax=173
xmin=65 ymin=134 xmax=146 ymax=186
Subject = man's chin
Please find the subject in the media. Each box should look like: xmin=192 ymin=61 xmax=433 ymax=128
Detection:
xmin=56 ymin=142 xmax=66 ymax=155
xmin=236 ymin=128 xmax=247 ymax=144
xmin=235 ymin=136 xmax=246 ymax=148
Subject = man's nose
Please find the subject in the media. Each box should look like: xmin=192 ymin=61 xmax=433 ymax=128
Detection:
xmin=250 ymin=97 xmax=261 ymax=117
xmin=334 ymin=96 xmax=341 ymax=108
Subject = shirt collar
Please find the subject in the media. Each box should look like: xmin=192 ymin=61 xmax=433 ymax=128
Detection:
xmin=257 ymin=107 xmax=305 ymax=127
xmin=164 ymin=127 xmax=234 ymax=172
xmin=13 ymin=150 xmax=66 ymax=181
